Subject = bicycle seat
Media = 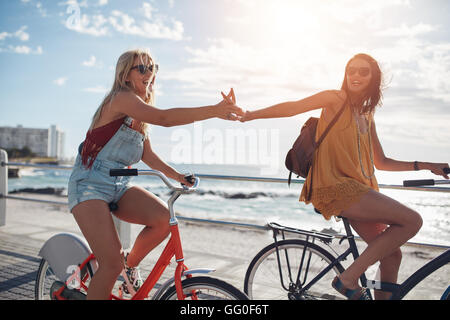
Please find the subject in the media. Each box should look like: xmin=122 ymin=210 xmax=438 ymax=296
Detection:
xmin=314 ymin=207 xmax=343 ymax=220
xmin=109 ymin=202 xmax=119 ymax=212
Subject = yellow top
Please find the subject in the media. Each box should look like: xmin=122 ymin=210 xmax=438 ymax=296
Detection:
xmin=300 ymin=103 xmax=379 ymax=220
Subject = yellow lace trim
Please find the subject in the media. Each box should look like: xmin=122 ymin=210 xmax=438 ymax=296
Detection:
xmin=306 ymin=180 xmax=371 ymax=220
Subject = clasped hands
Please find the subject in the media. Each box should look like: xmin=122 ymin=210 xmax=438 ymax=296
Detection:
xmin=216 ymin=88 xmax=250 ymax=122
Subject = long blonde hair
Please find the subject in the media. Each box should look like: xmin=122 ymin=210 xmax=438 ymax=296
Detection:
xmin=89 ymin=48 xmax=156 ymax=137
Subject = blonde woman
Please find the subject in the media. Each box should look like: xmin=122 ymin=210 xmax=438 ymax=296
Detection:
xmin=68 ymin=48 xmax=242 ymax=299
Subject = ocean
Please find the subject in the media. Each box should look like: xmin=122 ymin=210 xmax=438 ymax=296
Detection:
xmin=8 ymin=162 xmax=450 ymax=247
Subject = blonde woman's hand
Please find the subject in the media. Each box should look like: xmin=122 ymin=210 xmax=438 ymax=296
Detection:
xmin=216 ymin=88 xmax=244 ymax=121
xmin=175 ymin=172 xmax=195 ymax=187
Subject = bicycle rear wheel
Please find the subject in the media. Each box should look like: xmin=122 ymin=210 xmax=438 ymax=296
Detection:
xmin=35 ymin=258 xmax=92 ymax=300
xmin=244 ymin=239 xmax=345 ymax=300
xmin=159 ymin=276 xmax=248 ymax=300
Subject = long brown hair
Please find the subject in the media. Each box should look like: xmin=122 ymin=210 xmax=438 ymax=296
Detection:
xmin=341 ymin=53 xmax=383 ymax=115
xmin=89 ymin=49 xmax=155 ymax=137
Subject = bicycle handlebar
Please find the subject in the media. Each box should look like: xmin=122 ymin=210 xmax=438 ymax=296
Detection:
xmin=403 ymin=168 xmax=450 ymax=187
xmin=109 ymin=168 xmax=200 ymax=194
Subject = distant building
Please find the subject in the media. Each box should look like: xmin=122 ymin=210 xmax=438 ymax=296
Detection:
xmin=0 ymin=124 xmax=65 ymax=159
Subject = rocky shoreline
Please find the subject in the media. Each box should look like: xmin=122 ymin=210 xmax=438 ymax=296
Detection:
xmin=9 ymin=187 xmax=66 ymax=196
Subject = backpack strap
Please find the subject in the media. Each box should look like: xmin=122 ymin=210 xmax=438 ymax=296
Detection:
xmin=315 ymin=98 xmax=346 ymax=147
xmin=287 ymin=96 xmax=347 ymax=190
xmin=305 ymin=96 xmax=347 ymax=201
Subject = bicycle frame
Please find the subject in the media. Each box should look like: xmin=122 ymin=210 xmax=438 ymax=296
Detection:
xmin=132 ymin=222 xmax=188 ymax=300
xmin=56 ymin=214 xmax=189 ymax=300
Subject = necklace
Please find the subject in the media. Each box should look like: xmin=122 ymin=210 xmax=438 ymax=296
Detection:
xmin=353 ymin=111 xmax=375 ymax=180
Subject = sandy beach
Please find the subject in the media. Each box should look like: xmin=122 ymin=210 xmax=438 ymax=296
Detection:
xmin=1 ymin=192 xmax=448 ymax=300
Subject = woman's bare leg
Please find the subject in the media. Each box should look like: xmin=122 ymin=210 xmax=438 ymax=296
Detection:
xmin=349 ymin=220 xmax=402 ymax=300
xmin=113 ymin=186 xmax=171 ymax=268
xmin=72 ymin=200 xmax=124 ymax=300
xmin=338 ymin=189 xmax=422 ymax=291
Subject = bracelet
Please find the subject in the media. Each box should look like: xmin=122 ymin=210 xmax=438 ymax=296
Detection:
xmin=414 ymin=161 xmax=420 ymax=171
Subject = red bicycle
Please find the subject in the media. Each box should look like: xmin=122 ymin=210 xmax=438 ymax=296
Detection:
xmin=35 ymin=169 xmax=248 ymax=300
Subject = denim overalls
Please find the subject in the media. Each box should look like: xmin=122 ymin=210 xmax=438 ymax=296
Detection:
xmin=68 ymin=117 xmax=145 ymax=212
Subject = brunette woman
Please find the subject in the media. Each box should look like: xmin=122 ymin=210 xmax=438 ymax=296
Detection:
xmin=240 ymin=53 xmax=449 ymax=299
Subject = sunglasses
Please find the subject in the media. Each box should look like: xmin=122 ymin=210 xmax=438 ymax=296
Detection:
xmin=346 ymin=66 xmax=370 ymax=77
xmin=131 ymin=64 xmax=159 ymax=75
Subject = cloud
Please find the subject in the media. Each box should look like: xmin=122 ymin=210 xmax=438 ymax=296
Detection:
xmin=21 ymin=0 xmax=47 ymax=17
xmin=108 ymin=8 xmax=184 ymax=40
xmin=375 ymin=23 xmax=437 ymax=38
xmin=160 ymin=0 xmax=448 ymax=154
xmin=66 ymin=13 xmax=109 ymax=37
xmin=53 ymin=77 xmax=68 ymax=86
xmin=142 ymin=2 xmax=155 ymax=19
xmin=35 ymin=1 xmax=47 ymax=17
xmin=376 ymin=110 xmax=450 ymax=148
xmin=0 ymin=26 xmax=42 ymax=55
xmin=82 ymin=55 xmax=98 ymax=67
xmin=11 ymin=45 xmax=33 ymax=54
xmin=162 ymin=38 xmax=337 ymax=105
xmin=0 ymin=26 xmax=30 ymax=42
xmin=374 ymin=38 xmax=450 ymax=104
xmin=14 ymin=26 xmax=30 ymax=41
xmin=63 ymin=2 xmax=184 ymax=40
xmin=4 ymin=45 xmax=43 ymax=55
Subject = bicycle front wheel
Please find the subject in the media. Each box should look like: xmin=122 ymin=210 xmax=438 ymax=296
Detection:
xmin=244 ymin=239 xmax=345 ymax=300
xmin=159 ymin=276 xmax=248 ymax=300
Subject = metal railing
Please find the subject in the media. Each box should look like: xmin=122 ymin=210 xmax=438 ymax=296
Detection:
xmin=1 ymin=149 xmax=449 ymax=250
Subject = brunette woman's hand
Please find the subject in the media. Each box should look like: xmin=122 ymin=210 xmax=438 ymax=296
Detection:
xmin=428 ymin=162 xmax=450 ymax=179
xmin=239 ymin=111 xmax=254 ymax=122
xmin=216 ymin=88 xmax=244 ymax=121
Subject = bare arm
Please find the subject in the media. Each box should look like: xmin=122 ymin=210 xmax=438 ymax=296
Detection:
xmin=111 ymin=90 xmax=243 ymax=127
xmin=141 ymin=137 xmax=192 ymax=186
xmin=371 ymin=121 xmax=449 ymax=178
xmin=243 ymin=90 xmax=346 ymax=121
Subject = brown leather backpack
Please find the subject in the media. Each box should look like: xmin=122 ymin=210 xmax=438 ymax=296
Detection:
xmin=285 ymin=103 xmax=346 ymax=200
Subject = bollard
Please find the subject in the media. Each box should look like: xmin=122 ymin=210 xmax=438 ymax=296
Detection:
xmin=0 ymin=149 xmax=8 ymax=226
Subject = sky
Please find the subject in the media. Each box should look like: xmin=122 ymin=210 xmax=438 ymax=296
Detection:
xmin=1 ymin=0 xmax=449 ymax=183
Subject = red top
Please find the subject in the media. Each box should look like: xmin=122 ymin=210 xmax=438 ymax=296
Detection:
xmin=81 ymin=117 xmax=129 ymax=169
